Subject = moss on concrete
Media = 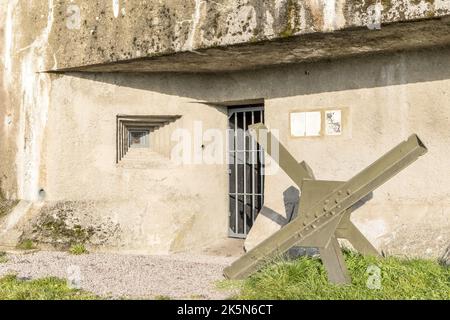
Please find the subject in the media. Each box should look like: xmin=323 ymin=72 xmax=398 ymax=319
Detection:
xmin=16 ymin=239 xmax=37 ymax=251
xmin=279 ymin=0 xmax=300 ymax=38
xmin=27 ymin=201 xmax=121 ymax=250
xmin=33 ymin=213 xmax=95 ymax=248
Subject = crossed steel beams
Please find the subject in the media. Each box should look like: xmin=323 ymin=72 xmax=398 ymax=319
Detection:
xmin=224 ymin=123 xmax=428 ymax=284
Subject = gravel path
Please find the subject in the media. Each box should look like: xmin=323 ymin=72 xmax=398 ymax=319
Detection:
xmin=0 ymin=251 xmax=237 ymax=300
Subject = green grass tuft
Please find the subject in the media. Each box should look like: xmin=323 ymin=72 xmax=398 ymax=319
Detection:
xmin=234 ymin=251 xmax=450 ymax=300
xmin=16 ymin=239 xmax=37 ymax=251
xmin=69 ymin=244 xmax=88 ymax=255
xmin=216 ymin=279 xmax=243 ymax=291
xmin=0 ymin=275 xmax=98 ymax=300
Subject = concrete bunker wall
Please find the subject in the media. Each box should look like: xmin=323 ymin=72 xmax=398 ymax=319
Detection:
xmin=38 ymin=74 xmax=230 ymax=253
xmin=1 ymin=1 xmax=449 ymax=257
xmin=27 ymin=46 xmax=450 ymax=257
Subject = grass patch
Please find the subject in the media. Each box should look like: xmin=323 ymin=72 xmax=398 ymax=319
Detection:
xmin=234 ymin=251 xmax=450 ymax=300
xmin=16 ymin=239 xmax=37 ymax=250
xmin=69 ymin=244 xmax=88 ymax=255
xmin=0 ymin=252 xmax=7 ymax=264
xmin=0 ymin=275 xmax=98 ymax=300
xmin=216 ymin=279 xmax=243 ymax=292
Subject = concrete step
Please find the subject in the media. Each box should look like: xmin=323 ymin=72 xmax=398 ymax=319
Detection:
xmin=0 ymin=200 xmax=33 ymax=247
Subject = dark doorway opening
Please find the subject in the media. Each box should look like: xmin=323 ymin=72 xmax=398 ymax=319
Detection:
xmin=228 ymin=105 xmax=265 ymax=239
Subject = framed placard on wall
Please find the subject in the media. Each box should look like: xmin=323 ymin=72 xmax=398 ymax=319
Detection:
xmin=290 ymin=109 xmax=344 ymax=138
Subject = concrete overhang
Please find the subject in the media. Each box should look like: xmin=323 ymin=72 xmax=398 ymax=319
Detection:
xmin=52 ymin=16 xmax=450 ymax=73
xmin=44 ymin=1 xmax=450 ymax=73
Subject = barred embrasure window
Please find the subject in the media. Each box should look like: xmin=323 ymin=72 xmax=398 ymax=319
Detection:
xmin=116 ymin=115 xmax=181 ymax=163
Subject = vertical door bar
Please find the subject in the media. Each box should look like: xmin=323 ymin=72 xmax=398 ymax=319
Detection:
xmin=262 ymin=111 xmax=265 ymax=205
xmin=243 ymin=112 xmax=247 ymax=235
xmin=234 ymin=112 xmax=238 ymax=235
xmin=251 ymin=111 xmax=256 ymax=224
xmin=116 ymin=117 xmax=119 ymax=163
xmin=118 ymin=120 xmax=122 ymax=162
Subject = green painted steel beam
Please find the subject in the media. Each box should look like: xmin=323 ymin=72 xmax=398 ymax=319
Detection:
xmin=249 ymin=123 xmax=315 ymax=186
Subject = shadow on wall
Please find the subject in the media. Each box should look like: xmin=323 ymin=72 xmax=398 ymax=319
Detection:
xmin=59 ymin=46 xmax=450 ymax=103
xmin=259 ymin=186 xmax=300 ymax=226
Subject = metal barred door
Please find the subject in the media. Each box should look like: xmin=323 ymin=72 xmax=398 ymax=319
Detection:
xmin=228 ymin=106 xmax=265 ymax=238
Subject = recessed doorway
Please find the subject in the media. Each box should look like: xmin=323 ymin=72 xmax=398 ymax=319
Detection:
xmin=228 ymin=105 xmax=265 ymax=239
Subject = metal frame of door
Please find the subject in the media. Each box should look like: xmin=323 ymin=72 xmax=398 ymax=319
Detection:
xmin=228 ymin=105 xmax=265 ymax=239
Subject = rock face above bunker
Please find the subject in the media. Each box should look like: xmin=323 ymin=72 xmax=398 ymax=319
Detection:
xmin=44 ymin=0 xmax=450 ymax=72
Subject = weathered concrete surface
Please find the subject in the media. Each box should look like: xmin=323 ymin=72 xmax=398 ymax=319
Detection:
xmin=55 ymin=17 xmax=450 ymax=73
xmin=0 ymin=201 xmax=33 ymax=247
xmin=0 ymin=0 xmax=18 ymax=199
xmin=25 ymin=72 xmax=230 ymax=253
xmin=2 ymin=1 xmax=450 ymax=73
xmin=1 ymin=0 xmax=54 ymax=202
xmin=1 ymin=1 xmax=449 ymax=257
xmin=47 ymin=0 xmax=450 ymax=72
